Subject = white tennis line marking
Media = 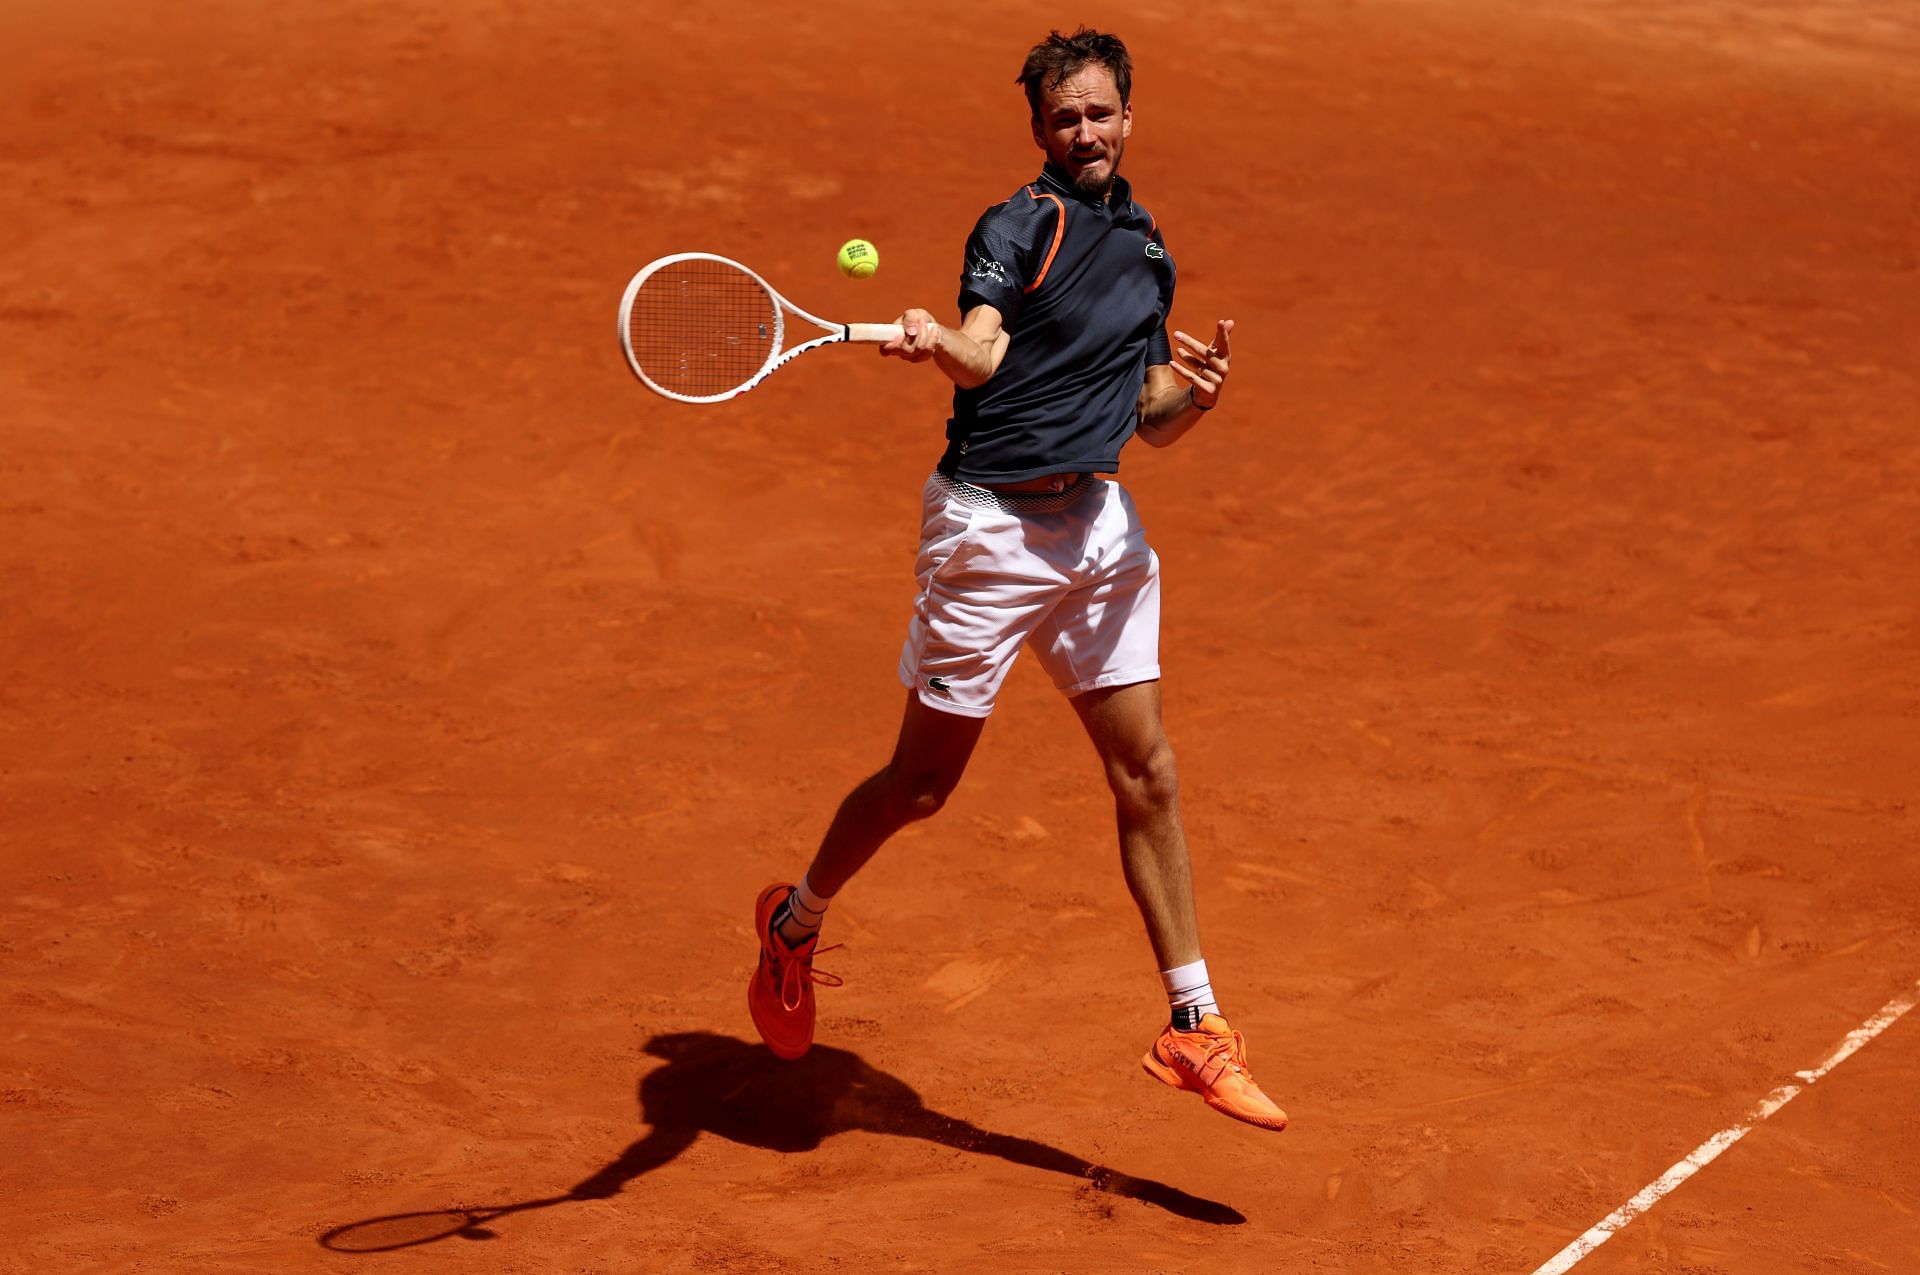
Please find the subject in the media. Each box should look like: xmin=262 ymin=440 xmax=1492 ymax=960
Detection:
xmin=1530 ymin=980 xmax=1920 ymax=1275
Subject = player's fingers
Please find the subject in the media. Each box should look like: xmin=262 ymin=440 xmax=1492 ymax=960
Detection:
xmin=1176 ymin=329 xmax=1228 ymax=371
xmin=1169 ymin=360 xmax=1217 ymax=390
xmin=1174 ymin=359 xmax=1213 ymax=386
xmin=1210 ymin=318 xmax=1234 ymax=360
xmin=1174 ymin=346 xmax=1216 ymax=374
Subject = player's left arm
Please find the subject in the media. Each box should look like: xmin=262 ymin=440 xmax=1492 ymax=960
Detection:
xmin=1137 ymin=318 xmax=1234 ymax=447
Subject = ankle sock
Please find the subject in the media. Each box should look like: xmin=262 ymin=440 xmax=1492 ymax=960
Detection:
xmin=772 ymin=874 xmax=832 ymax=947
xmin=1161 ymin=958 xmax=1220 ymax=1031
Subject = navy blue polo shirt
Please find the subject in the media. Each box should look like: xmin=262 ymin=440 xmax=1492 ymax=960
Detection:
xmin=938 ymin=164 xmax=1176 ymax=484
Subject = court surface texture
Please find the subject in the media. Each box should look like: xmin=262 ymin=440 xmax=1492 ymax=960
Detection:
xmin=3 ymin=0 xmax=1917 ymax=1270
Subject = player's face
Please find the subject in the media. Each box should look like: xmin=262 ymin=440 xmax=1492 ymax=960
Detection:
xmin=1031 ymin=64 xmax=1132 ymax=200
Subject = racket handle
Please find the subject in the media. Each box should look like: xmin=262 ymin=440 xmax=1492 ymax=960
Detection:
xmin=846 ymin=323 xmax=906 ymax=344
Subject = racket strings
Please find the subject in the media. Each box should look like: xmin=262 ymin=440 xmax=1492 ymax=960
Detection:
xmin=627 ymin=260 xmax=779 ymax=397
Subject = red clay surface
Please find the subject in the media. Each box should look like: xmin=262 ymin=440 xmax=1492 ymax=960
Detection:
xmin=4 ymin=0 xmax=1918 ymax=1270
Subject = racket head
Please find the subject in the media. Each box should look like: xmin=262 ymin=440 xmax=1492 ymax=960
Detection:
xmin=619 ymin=253 xmax=784 ymax=403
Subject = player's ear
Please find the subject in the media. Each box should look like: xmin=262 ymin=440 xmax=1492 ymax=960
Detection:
xmin=1031 ymin=114 xmax=1045 ymax=151
xmin=1122 ymin=101 xmax=1133 ymax=139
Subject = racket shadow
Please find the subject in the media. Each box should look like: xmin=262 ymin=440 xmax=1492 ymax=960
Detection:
xmin=319 ymin=1030 xmax=1243 ymax=1251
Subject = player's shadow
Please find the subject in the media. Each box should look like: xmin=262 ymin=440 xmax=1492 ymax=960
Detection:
xmin=320 ymin=1031 xmax=1243 ymax=1251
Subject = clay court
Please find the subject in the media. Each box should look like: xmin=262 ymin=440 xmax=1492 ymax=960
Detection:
xmin=4 ymin=0 xmax=1918 ymax=1269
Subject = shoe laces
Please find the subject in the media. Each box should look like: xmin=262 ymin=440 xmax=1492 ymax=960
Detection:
xmin=1201 ymin=1027 xmax=1252 ymax=1081
xmin=775 ymin=941 xmax=844 ymax=1012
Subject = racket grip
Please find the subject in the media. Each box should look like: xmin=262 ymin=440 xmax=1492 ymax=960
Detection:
xmin=846 ymin=323 xmax=906 ymax=343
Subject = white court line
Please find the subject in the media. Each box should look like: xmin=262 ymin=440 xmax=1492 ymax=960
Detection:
xmin=1530 ymin=980 xmax=1920 ymax=1275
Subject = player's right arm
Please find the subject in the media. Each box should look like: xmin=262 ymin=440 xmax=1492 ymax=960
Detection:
xmin=876 ymin=190 xmax=1046 ymax=388
xmin=879 ymin=304 xmax=1008 ymax=388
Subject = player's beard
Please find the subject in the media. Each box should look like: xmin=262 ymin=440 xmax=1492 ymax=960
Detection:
xmin=1065 ymin=138 xmax=1124 ymax=199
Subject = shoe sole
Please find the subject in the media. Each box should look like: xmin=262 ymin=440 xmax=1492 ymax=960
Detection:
xmin=1142 ymin=1048 xmax=1289 ymax=1132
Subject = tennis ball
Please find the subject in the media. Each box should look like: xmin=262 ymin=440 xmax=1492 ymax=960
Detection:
xmin=837 ymin=238 xmax=879 ymax=280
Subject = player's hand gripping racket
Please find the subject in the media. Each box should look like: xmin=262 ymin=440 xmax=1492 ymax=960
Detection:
xmin=618 ymin=253 xmax=905 ymax=403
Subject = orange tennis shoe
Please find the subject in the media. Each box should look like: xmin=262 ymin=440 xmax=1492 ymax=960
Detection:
xmin=1141 ymin=1013 xmax=1289 ymax=1132
xmin=747 ymin=882 xmax=842 ymax=1060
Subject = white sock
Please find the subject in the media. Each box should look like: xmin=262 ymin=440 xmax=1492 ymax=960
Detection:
xmin=1160 ymin=958 xmax=1220 ymax=1029
xmin=774 ymin=873 xmax=832 ymax=947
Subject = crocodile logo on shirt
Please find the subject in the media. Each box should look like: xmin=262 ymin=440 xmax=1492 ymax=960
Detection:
xmin=1145 ymin=242 xmax=1166 ymax=260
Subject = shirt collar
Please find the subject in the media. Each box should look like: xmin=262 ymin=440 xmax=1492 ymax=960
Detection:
xmin=1037 ymin=163 xmax=1136 ymax=216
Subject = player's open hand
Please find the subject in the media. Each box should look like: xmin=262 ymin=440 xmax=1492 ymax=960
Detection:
xmin=1171 ymin=319 xmax=1233 ymax=409
xmin=882 ymin=309 xmax=944 ymax=362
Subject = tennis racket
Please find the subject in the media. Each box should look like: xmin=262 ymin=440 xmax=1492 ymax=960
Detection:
xmin=618 ymin=253 xmax=905 ymax=403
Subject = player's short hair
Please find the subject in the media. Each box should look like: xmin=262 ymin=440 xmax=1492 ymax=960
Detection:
xmin=1016 ymin=28 xmax=1132 ymax=121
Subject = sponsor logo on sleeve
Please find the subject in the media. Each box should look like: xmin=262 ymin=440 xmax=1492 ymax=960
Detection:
xmin=967 ymin=255 xmax=1012 ymax=286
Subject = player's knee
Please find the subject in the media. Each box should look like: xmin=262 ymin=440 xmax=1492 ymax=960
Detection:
xmin=887 ymin=767 xmax=960 ymax=822
xmin=1109 ymin=740 xmax=1179 ymax=816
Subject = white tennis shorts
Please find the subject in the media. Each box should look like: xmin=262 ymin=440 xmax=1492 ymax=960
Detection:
xmin=896 ymin=473 xmax=1162 ymax=718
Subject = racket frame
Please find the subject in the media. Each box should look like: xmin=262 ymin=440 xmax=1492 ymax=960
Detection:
xmin=618 ymin=252 xmax=903 ymax=403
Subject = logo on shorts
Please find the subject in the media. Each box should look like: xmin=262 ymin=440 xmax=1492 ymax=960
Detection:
xmin=1144 ymin=242 xmax=1165 ymax=260
xmin=927 ymin=676 xmax=953 ymax=696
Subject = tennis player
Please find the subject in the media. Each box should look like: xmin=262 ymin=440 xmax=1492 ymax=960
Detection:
xmin=749 ymin=27 xmax=1286 ymax=1132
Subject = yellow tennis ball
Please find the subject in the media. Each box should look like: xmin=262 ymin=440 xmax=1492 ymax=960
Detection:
xmin=837 ymin=238 xmax=879 ymax=280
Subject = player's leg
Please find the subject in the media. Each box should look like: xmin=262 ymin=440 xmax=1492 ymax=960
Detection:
xmin=768 ymin=693 xmax=983 ymax=954
xmin=749 ymin=692 xmax=983 ymax=1060
xmin=1026 ymin=482 xmax=1197 ymax=968
xmin=1031 ymin=480 xmax=1285 ymax=1131
xmin=1070 ymin=680 xmax=1286 ymax=1132
xmin=1069 ymin=679 xmax=1198 ymax=969
xmin=750 ymin=476 xmax=1068 ymax=1060
xmin=803 ymin=689 xmax=987 ymax=898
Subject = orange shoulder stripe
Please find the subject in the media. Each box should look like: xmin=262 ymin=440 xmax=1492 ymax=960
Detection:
xmin=1024 ymin=186 xmax=1067 ymax=294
